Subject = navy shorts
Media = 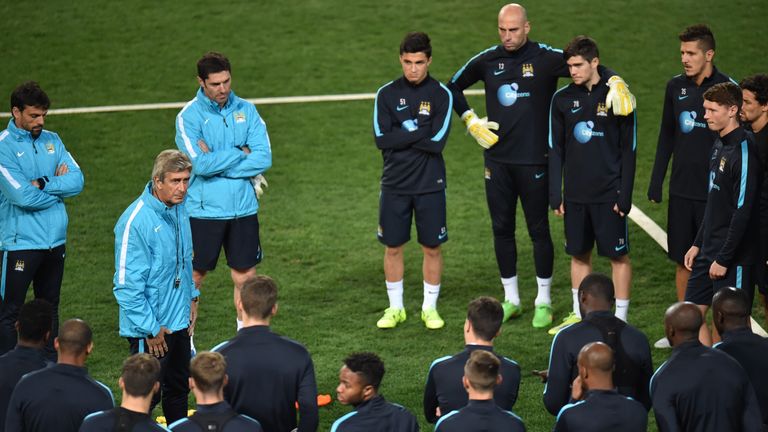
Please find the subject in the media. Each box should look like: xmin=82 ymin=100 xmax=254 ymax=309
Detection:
xmin=685 ymin=256 xmax=754 ymax=307
xmin=564 ymin=202 xmax=629 ymax=258
xmin=190 ymin=214 xmax=262 ymax=271
xmin=378 ymin=190 xmax=447 ymax=248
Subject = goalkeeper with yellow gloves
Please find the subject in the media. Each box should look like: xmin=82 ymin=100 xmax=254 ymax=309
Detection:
xmin=447 ymin=3 xmax=635 ymax=333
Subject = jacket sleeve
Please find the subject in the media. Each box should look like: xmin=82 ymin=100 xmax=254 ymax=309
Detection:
xmin=543 ymin=334 xmax=573 ymax=416
xmin=222 ymin=107 xmax=273 ymax=178
xmin=412 ymin=84 xmax=453 ymax=154
xmin=423 ymin=366 xmax=439 ymax=423
xmin=447 ymin=50 xmax=486 ymax=117
xmin=113 ymin=215 xmax=161 ymax=337
xmin=548 ymin=96 xmax=565 ymax=210
xmin=43 ymin=137 xmax=84 ymax=197
xmin=175 ymin=108 xmax=246 ymax=177
xmin=297 ymin=355 xmax=319 ymax=432
xmin=0 ymin=151 xmax=60 ymax=210
xmin=715 ymin=142 xmax=759 ymax=267
xmin=373 ymin=86 xmax=430 ymax=150
xmin=648 ymin=82 xmax=675 ymax=202
xmin=636 ymin=334 xmax=654 ymax=411
xmin=617 ymin=110 xmax=637 ymax=214
xmin=651 ymin=379 xmax=679 ymax=432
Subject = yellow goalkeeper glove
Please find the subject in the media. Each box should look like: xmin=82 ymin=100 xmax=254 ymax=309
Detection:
xmin=461 ymin=109 xmax=500 ymax=149
xmin=251 ymin=174 xmax=268 ymax=198
xmin=606 ymin=76 xmax=636 ymax=116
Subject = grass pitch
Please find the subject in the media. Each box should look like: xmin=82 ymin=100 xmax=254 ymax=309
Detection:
xmin=2 ymin=1 xmax=767 ymax=430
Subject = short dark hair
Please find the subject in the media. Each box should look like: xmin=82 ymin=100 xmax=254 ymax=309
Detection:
xmin=190 ymin=351 xmax=227 ymax=394
xmin=713 ymin=287 xmax=750 ymax=319
xmin=344 ymin=352 xmax=385 ymax=390
xmin=467 ymin=297 xmax=503 ymax=341
xmin=17 ymin=299 xmax=53 ymax=343
xmin=679 ymin=24 xmax=716 ymax=52
xmin=197 ymin=52 xmax=231 ymax=81
xmin=121 ymin=353 xmax=161 ymax=397
xmin=464 ymin=350 xmax=500 ymax=392
xmin=10 ymin=81 xmax=50 ymax=112
xmin=240 ymin=275 xmax=278 ymax=319
xmin=579 ymin=273 xmax=615 ymax=303
xmin=57 ymin=319 xmax=92 ymax=355
xmin=563 ymin=36 xmax=599 ymax=63
xmin=703 ymin=82 xmax=742 ymax=109
xmin=740 ymin=74 xmax=768 ymax=106
xmin=400 ymin=32 xmax=432 ymax=57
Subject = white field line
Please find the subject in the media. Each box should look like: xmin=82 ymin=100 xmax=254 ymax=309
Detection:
xmin=3 ymin=89 xmax=763 ymax=335
xmin=629 ymin=205 xmax=767 ymax=337
xmin=0 ymin=89 xmax=486 ymax=117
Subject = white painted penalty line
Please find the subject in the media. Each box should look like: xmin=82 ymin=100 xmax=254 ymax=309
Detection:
xmin=629 ymin=204 xmax=768 ymax=337
xmin=0 ymin=89 xmax=486 ymax=117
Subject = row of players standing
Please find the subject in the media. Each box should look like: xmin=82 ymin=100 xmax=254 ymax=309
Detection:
xmin=372 ymin=2 xmax=768 ymax=350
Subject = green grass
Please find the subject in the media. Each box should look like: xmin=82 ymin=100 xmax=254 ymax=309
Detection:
xmin=2 ymin=1 xmax=768 ymax=430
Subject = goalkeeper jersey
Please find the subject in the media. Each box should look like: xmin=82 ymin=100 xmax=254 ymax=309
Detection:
xmin=648 ymin=67 xmax=735 ymax=202
xmin=448 ymin=40 xmax=569 ymax=165
xmin=693 ymin=126 xmax=760 ymax=266
xmin=548 ymin=71 xmax=637 ymax=214
xmin=373 ymin=74 xmax=453 ymax=194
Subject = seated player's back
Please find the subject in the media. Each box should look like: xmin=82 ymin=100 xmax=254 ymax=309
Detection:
xmin=716 ymin=328 xmax=768 ymax=426
xmin=7 ymin=364 xmax=114 ymax=432
xmin=652 ymin=341 xmax=757 ymax=431
xmin=331 ymin=395 xmax=418 ymax=432
xmin=554 ymin=390 xmax=647 ymax=432
xmin=426 ymin=347 xmax=520 ymax=422
xmin=434 ymin=400 xmax=525 ymax=432
xmin=213 ymin=326 xmax=315 ymax=432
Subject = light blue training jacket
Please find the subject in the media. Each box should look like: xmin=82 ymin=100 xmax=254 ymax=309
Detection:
xmin=175 ymin=88 xmax=272 ymax=219
xmin=113 ymin=182 xmax=199 ymax=338
xmin=0 ymin=119 xmax=84 ymax=251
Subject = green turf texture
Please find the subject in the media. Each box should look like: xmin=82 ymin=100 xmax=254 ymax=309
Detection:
xmin=2 ymin=0 xmax=767 ymax=430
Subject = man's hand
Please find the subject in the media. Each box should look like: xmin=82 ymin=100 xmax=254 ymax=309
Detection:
xmin=553 ymin=204 xmax=565 ymax=217
xmin=146 ymin=326 xmax=171 ymax=357
xmin=188 ymin=299 xmax=199 ymax=336
xmin=240 ymin=145 xmax=251 ymax=154
xmin=435 ymin=407 xmax=441 ymax=418
xmin=606 ymin=76 xmax=636 ymax=116
xmin=532 ymin=369 xmax=548 ymax=383
xmin=197 ymin=139 xmax=210 ymax=153
xmin=612 ymin=203 xmax=626 ymax=217
xmin=461 ymin=109 xmax=499 ymax=149
xmin=401 ymin=119 xmax=418 ymax=132
xmin=570 ymin=375 xmax=584 ymax=401
xmin=684 ymin=246 xmax=700 ymax=271
xmin=30 ymin=180 xmax=40 ymax=188
xmin=709 ymin=261 xmax=727 ymax=280
xmin=55 ymin=163 xmax=69 ymax=176
xmin=251 ymin=174 xmax=268 ymax=198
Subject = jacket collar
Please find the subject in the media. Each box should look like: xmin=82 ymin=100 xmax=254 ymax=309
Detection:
xmin=196 ymin=87 xmax=235 ymax=112
xmin=141 ymin=181 xmax=179 ymax=213
xmin=5 ymin=118 xmax=36 ymax=141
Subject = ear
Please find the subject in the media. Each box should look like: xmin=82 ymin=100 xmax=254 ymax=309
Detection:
xmin=197 ymin=76 xmax=205 ymax=88
xmin=464 ymin=319 xmax=471 ymax=334
xmin=86 ymin=341 xmax=94 ymax=356
xmin=118 ymin=377 xmax=125 ymax=391
xmin=44 ymin=330 xmax=51 ymax=344
xmin=271 ymin=303 xmax=278 ymax=317
xmin=496 ymin=373 xmax=503 ymax=385
xmin=728 ymin=104 xmax=739 ymax=118
xmin=591 ymin=57 xmax=600 ymax=67
xmin=223 ymin=374 xmax=229 ymax=387
xmin=152 ymin=381 xmax=160 ymax=394
xmin=188 ymin=377 xmax=196 ymax=390
xmin=11 ymin=106 xmax=21 ymax=119
xmin=54 ymin=337 xmax=60 ymax=351
xmin=462 ymin=376 xmax=470 ymax=391
xmin=705 ymin=49 xmax=715 ymax=62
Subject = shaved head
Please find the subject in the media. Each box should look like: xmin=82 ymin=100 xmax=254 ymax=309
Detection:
xmin=56 ymin=319 xmax=93 ymax=356
xmin=712 ymin=287 xmax=750 ymax=333
xmin=578 ymin=342 xmax=613 ymax=374
xmin=497 ymin=3 xmax=530 ymax=52
xmin=665 ymin=302 xmax=703 ymax=342
xmin=499 ymin=3 xmax=528 ymax=21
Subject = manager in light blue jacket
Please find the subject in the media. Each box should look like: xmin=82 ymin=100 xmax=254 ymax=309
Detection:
xmin=0 ymin=82 xmax=84 ymax=358
xmin=175 ymin=51 xmax=272 ymax=332
xmin=113 ymin=149 xmax=199 ymax=425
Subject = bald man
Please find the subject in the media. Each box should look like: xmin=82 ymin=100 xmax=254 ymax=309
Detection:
xmin=5 ymin=319 xmax=114 ymax=432
xmin=447 ymin=4 xmax=634 ymax=331
xmin=713 ymin=287 xmax=768 ymax=427
xmin=554 ymin=342 xmax=646 ymax=432
xmin=650 ymin=302 xmax=762 ymax=432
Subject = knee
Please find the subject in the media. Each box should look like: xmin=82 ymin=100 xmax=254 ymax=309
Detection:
xmin=385 ymin=246 xmax=404 ymax=259
xmin=422 ymin=245 xmax=442 ymax=259
xmin=231 ymin=267 xmax=257 ymax=286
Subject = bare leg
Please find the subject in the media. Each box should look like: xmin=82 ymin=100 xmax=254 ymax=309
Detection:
xmin=384 ymin=246 xmax=405 ymax=282
xmin=231 ymin=267 xmax=257 ymax=321
xmin=571 ymin=252 xmax=592 ymax=290
xmin=675 ymin=264 xmax=690 ymax=302
xmin=611 ymin=255 xmax=632 ymax=301
xmin=697 ymin=304 xmax=712 ymax=346
xmin=421 ymin=245 xmax=443 ymax=285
